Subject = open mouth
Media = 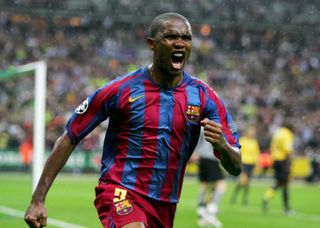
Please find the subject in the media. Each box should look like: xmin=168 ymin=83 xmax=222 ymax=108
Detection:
xmin=171 ymin=52 xmax=184 ymax=70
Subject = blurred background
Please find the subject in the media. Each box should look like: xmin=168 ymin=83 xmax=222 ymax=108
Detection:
xmin=0 ymin=0 xmax=319 ymax=227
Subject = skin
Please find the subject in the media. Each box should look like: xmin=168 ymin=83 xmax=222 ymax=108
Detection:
xmin=24 ymin=132 xmax=75 ymax=228
xmin=24 ymin=16 xmax=241 ymax=228
xmin=147 ymin=18 xmax=192 ymax=89
xmin=201 ymin=118 xmax=241 ymax=176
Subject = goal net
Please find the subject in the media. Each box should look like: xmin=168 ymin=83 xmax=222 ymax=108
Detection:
xmin=0 ymin=61 xmax=47 ymax=192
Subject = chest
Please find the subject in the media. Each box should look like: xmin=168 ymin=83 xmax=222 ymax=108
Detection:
xmin=117 ymin=85 xmax=201 ymax=131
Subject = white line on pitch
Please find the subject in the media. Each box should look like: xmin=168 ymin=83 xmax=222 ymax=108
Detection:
xmin=236 ymin=206 xmax=320 ymax=223
xmin=0 ymin=206 xmax=87 ymax=228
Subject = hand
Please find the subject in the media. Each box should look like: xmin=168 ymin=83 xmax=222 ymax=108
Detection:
xmin=200 ymin=118 xmax=227 ymax=150
xmin=24 ymin=202 xmax=47 ymax=228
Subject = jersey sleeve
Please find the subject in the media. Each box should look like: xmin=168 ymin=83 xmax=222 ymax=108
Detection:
xmin=201 ymin=87 xmax=241 ymax=157
xmin=66 ymin=84 xmax=118 ymax=144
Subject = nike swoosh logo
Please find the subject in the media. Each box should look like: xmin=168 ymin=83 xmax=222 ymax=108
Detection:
xmin=128 ymin=94 xmax=144 ymax=103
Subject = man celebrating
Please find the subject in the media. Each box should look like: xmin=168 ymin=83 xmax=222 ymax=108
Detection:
xmin=25 ymin=12 xmax=241 ymax=228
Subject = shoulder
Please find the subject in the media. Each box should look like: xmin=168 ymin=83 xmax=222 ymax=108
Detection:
xmin=107 ymin=67 xmax=145 ymax=88
xmin=281 ymin=128 xmax=294 ymax=140
xmin=98 ymin=67 xmax=145 ymax=94
xmin=183 ymin=72 xmax=226 ymax=111
xmin=184 ymin=72 xmax=218 ymax=95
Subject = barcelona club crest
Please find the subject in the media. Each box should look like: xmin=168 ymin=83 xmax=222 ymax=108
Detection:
xmin=186 ymin=105 xmax=200 ymax=123
xmin=114 ymin=199 xmax=133 ymax=216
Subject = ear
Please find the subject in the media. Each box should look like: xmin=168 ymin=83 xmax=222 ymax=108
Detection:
xmin=147 ymin=38 xmax=155 ymax=50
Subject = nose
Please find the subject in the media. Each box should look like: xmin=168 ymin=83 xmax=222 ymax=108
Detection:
xmin=173 ymin=38 xmax=185 ymax=49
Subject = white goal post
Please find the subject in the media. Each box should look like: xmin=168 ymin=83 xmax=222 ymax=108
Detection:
xmin=0 ymin=61 xmax=47 ymax=192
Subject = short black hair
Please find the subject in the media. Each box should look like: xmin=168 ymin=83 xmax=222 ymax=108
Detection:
xmin=149 ymin=12 xmax=189 ymax=38
xmin=283 ymin=120 xmax=295 ymax=132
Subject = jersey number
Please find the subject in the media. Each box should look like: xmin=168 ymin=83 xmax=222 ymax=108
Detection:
xmin=113 ymin=188 xmax=127 ymax=203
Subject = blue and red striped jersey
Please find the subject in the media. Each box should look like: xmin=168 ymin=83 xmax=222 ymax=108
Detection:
xmin=66 ymin=66 xmax=240 ymax=203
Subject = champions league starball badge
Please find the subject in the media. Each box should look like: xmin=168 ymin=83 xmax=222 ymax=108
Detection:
xmin=75 ymin=98 xmax=89 ymax=114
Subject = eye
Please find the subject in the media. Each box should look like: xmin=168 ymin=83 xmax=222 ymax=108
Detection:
xmin=182 ymin=35 xmax=192 ymax=41
xmin=164 ymin=35 xmax=178 ymax=40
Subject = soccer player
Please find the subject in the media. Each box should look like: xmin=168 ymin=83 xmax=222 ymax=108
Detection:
xmin=195 ymin=127 xmax=226 ymax=228
xmin=230 ymin=126 xmax=260 ymax=205
xmin=262 ymin=121 xmax=295 ymax=214
xmin=24 ymin=12 xmax=241 ymax=228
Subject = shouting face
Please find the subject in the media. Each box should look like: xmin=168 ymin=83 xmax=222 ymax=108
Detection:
xmin=148 ymin=18 xmax=192 ymax=78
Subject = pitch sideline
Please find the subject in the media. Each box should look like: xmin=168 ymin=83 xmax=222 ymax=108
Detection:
xmin=179 ymin=200 xmax=320 ymax=224
xmin=0 ymin=205 xmax=87 ymax=228
xmin=234 ymin=206 xmax=320 ymax=223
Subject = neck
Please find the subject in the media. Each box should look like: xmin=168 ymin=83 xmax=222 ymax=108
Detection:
xmin=148 ymin=65 xmax=183 ymax=89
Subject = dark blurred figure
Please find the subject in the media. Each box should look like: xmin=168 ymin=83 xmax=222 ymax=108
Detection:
xmin=305 ymin=127 xmax=320 ymax=183
xmin=194 ymin=127 xmax=225 ymax=228
xmin=262 ymin=121 xmax=295 ymax=215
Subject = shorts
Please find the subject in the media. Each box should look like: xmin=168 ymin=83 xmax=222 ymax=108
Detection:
xmin=242 ymin=164 xmax=255 ymax=178
xmin=94 ymin=180 xmax=176 ymax=228
xmin=273 ymin=160 xmax=290 ymax=181
xmin=198 ymin=158 xmax=224 ymax=182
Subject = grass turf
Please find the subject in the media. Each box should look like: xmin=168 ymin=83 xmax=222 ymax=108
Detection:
xmin=0 ymin=172 xmax=319 ymax=227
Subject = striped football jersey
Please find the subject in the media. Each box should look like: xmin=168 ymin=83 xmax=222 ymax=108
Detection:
xmin=66 ymin=66 xmax=240 ymax=203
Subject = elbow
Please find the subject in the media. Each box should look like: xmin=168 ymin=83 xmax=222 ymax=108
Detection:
xmin=232 ymin=151 xmax=242 ymax=176
xmin=220 ymin=147 xmax=242 ymax=176
xmin=222 ymin=161 xmax=242 ymax=176
xmin=229 ymin=165 xmax=242 ymax=176
xmin=225 ymin=159 xmax=242 ymax=176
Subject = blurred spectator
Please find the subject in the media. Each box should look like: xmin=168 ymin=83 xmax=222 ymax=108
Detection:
xmin=258 ymin=151 xmax=273 ymax=178
xmin=194 ymin=127 xmax=225 ymax=228
xmin=305 ymin=148 xmax=320 ymax=183
xmin=231 ymin=126 xmax=260 ymax=205
xmin=0 ymin=132 xmax=9 ymax=150
xmin=262 ymin=121 xmax=295 ymax=215
xmin=18 ymin=121 xmax=33 ymax=169
xmin=19 ymin=136 xmax=33 ymax=169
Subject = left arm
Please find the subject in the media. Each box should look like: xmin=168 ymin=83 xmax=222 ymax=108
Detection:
xmin=201 ymin=118 xmax=242 ymax=175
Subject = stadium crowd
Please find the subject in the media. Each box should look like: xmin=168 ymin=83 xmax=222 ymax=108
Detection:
xmin=2 ymin=0 xmax=319 ymax=26
xmin=0 ymin=8 xmax=319 ymax=174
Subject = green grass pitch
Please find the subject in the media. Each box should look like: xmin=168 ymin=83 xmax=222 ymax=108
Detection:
xmin=0 ymin=172 xmax=319 ymax=227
